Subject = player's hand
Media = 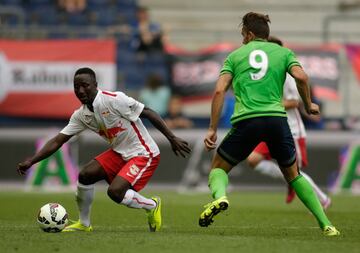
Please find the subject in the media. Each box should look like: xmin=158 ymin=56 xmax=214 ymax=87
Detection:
xmin=306 ymin=103 xmax=320 ymax=115
xmin=169 ymin=136 xmax=191 ymax=158
xmin=204 ymin=128 xmax=217 ymax=151
xmin=17 ymin=160 xmax=32 ymax=176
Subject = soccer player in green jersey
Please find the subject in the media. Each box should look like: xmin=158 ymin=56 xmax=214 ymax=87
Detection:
xmin=198 ymin=12 xmax=340 ymax=236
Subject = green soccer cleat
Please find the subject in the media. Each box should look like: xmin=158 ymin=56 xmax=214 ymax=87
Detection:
xmin=323 ymin=226 xmax=340 ymax=236
xmin=199 ymin=196 xmax=229 ymax=227
xmin=147 ymin=196 xmax=162 ymax=232
xmin=62 ymin=220 xmax=93 ymax=232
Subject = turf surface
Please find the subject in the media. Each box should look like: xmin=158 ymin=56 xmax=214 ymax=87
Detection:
xmin=0 ymin=190 xmax=359 ymax=253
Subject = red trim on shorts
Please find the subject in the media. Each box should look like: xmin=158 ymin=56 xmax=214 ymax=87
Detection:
xmin=131 ymin=122 xmax=153 ymax=157
xmin=119 ymin=155 xmax=160 ymax=191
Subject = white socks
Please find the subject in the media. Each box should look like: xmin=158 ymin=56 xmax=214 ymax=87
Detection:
xmin=120 ymin=189 xmax=156 ymax=211
xmin=254 ymin=160 xmax=283 ymax=179
xmin=76 ymin=182 xmax=94 ymax=227
xmin=76 ymin=184 xmax=156 ymax=226
xmin=254 ymin=160 xmax=328 ymax=203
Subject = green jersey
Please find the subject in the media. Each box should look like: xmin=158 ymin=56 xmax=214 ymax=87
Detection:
xmin=220 ymin=39 xmax=301 ymax=124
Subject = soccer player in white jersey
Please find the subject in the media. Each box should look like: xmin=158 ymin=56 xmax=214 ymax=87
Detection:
xmin=247 ymin=36 xmax=331 ymax=209
xmin=17 ymin=67 xmax=191 ymax=232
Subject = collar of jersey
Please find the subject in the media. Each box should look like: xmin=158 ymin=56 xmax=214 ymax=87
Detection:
xmin=253 ymin=38 xmax=267 ymax=42
xmin=83 ymin=105 xmax=93 ymax=116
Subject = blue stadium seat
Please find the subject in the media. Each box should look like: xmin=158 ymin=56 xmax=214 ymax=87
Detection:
xmin=87 ymin=0 xmax=110 ymax=8
xmin=117 ymin=48 xmax=136 ymax=63
xmin=26 ymin=0 xmax=52 ymax=4
xmin=118 ymin=10 xmax=136 ymax=24
xmin=1 ymin=13 xmax=22 ymax=26
xmin=92 ymin=9 xmax=117 ymax=26
xmin=1 ymin=0 xmax=23 ymax=5
xmin=144 ymin=52 xmax=166 ymax=65
xmin=23 ymin=0 xmax=53 ymax=11
xmin=122 ymin=63 xmax=146 ymax=89
xmin=116 ymin=35 xmax=132 ymax=50
xmin=27 ymin=6 xmax=58 ymax=25
xmin=65 ymin=12 xmax=89 ymax=26
xmin=116 ymin=0 xmax=137 ymax=9
xmin=47 ymin=31 xmax=69 ymax=39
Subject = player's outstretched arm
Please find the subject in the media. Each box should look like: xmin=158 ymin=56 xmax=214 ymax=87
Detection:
xmin=205 ymin=73 xmax=232 ymax=151
xmin=17 ymin=133 xmax=72 ymax=175
xmin=289 ymin=65 xmax=320 ymax=115
xmin=140 ymin=107 xmax=191 ymax=157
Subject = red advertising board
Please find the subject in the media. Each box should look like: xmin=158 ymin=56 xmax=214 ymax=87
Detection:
xmin=0 ymin=39 xmax=116 ymax=119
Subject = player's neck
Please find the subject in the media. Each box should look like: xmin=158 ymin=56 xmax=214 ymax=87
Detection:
xmin=86 ymin=90 xmax=99 ymax=112
xmin=86 ymin=104 xmax=94 ymax=112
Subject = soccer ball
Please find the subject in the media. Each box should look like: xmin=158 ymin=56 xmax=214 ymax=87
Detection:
xmin=37 ymin=203 xmax=68 ymax=232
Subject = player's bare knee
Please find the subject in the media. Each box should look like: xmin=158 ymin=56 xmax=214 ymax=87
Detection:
xmin=107 ymin=186 xmax=126 ymax=203
xmin=212 ymin=153 xmax=233 ymax=172
xmin=279 ymin=163 xmax=299 ymax=183
xmin=78 ymin=168 xmax=97 ymax=185
xmin=247 ymin=157 xmax=258 ymax=169
xmin=247 ymin=152 xmax=262 ymax=169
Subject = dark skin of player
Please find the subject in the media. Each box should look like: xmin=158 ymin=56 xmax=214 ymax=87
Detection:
xmin=17 ymin=73 xmax=191 ymax=203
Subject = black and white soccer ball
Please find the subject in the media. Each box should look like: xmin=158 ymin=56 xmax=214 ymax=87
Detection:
xmin=37 ymin=203 xmax=68 ymax=232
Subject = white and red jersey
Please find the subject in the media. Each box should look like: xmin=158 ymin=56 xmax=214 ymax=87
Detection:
xmin=60 ymin=90 xmax=160 ymax=161
xmin=284 ymin=74 xmax=306 ymax=139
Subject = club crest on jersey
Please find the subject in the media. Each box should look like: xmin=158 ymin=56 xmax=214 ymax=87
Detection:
xmin=84 ymin=115 xmax=92 ymax=124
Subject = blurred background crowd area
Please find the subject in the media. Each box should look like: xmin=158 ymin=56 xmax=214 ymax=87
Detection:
xmin=0 ymin=0 xmax=360 ymax=130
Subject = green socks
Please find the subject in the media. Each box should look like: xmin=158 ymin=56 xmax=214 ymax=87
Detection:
xmin=290 ymin=175 xmax=331 ymax=228
xmin=209 ymin=168 xmax=229 ymax=199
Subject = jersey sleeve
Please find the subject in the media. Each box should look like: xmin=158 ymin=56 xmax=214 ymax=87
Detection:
xmin=283 ymin=74 xmax=300 ymax=100
xmin=286 ymin=49 xmax=301 ymax=72
xmin=60 ymin=111 xmax=86 ymax=136
xmin=112 ymin=92 xmax=145 ymax=122
xmin=220 ymin=55 xmax=234 ymax=75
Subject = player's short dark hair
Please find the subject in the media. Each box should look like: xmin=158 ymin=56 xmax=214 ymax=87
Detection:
xmin=268 ymin=36 xmax=283 ymax=46
xmin=242 ymin=12 xmax=271 ymax=39
xmin=74 ymin=67 xmax=96 ymax=80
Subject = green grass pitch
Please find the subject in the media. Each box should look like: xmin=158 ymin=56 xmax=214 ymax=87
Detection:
xmin=0 ymin=190 xmax=359 ymax=253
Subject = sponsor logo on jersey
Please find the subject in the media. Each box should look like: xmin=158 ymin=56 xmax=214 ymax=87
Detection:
xmin=98 ymin=121 xmax=126 ymax=141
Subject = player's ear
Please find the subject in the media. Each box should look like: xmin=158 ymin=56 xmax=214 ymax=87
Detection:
xmin=249 ymin=31 xmax=256 ymax=41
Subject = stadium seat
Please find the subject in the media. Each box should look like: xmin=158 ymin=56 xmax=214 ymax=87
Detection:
xmin=1 ymin=0 xmax=23 ymax=6
xmin=121 ymin=63 xmax=146 ymax=89
xmin=27 ymin=6 xmax=59 ymax=25
xmin=26 ymin=0 xmax=52 ymax=4
xmin=47 ymin=31 xmax=68 ymax=39
xmin=116 ymin=0 xmax=137 ymax=11
xmin=87 ymin=0 xmax=111 ymax=9
xmin=65 ymin=12 xmax=89 ymax=26
xmin=89 ymin=9 xmax=117 ymax=26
